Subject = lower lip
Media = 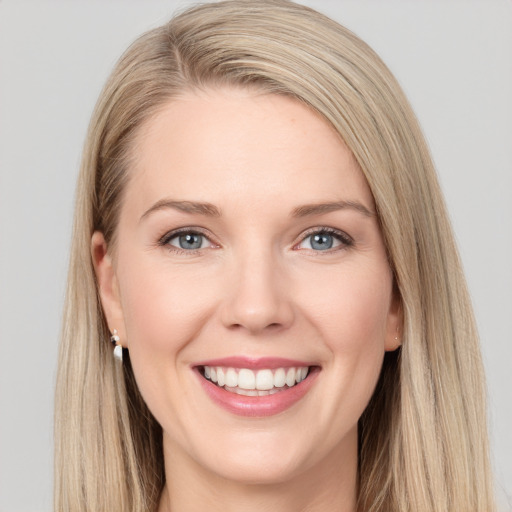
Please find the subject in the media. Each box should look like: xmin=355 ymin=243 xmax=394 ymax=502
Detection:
xmin=195 ymin=368 xmax=319 ymax=417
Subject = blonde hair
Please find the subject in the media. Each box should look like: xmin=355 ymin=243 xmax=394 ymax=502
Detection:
xmin=55 ymin=1 xmax=494 ymax=511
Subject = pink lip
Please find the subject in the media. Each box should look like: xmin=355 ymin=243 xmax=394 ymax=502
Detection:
xmin=193 ymin=363 xmax=320 ymax=417
xmin=193 ymin=356 xmax=314 ymax=370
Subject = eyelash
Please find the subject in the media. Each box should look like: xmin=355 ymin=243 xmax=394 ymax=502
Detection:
xmin=158 ymin=227 xmax=215 ymax=255
xmin=295 ymin=227 xmax=354 ymax=253
xmin=157 ymin=226 xmax=353 ymax=254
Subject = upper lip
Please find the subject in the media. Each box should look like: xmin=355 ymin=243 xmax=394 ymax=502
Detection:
xmin=193 ymin=356 xmax=317 ymax=370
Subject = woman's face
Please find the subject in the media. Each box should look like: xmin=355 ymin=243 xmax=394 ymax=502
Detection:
xmin=94 ymin=88 xmax=400 ymax=485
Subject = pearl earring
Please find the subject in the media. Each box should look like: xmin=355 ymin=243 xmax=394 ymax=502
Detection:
xmin=110 ymin=329 xmax=123 ymax=362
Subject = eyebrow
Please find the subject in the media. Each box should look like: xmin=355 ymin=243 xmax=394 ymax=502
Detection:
xmin=291 ymin=200 xmax=375 ymax=218
xmin=140 ymin=198 xmax=374 ymax=222
xmin=140 ymin=199 xmax=221 ymax=221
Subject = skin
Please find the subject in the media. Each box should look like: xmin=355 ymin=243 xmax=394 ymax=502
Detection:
xmin=92 ymin=88 xmax=401 ymax=512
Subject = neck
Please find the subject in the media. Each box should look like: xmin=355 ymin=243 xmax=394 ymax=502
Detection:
xmin=158 ymin=429 xmax=358 ymax=512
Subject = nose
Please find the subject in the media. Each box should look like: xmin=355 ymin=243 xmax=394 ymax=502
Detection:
xmin=220 ymin=249 xmax=295 ymax=335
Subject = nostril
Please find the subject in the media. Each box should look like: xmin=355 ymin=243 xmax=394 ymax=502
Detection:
xmin=220 ymin=281 xmax=295 ymax=333
xmin=225 ymin=320 xmax=286 ymax=333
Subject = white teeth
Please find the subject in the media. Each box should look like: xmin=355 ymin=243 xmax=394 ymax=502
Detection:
xmin=243 ymin=389 xmax=258 ymax=396
xmin=235 ymin=388 xmax=258 ymax=396
xmin=285 ymin=368 xmax=296 ymax=387
xmin=225 ymin=368 xmax=238 ymax=388
xmin=256 ymin=369 xmax=274 ymax=390
xmin=202 ymin=365 xmax=310 ymax=392
xmin=274 ymin=368 xmax=286 ymax=388
xmin=238 ymin=368 xmax=256 ymax=390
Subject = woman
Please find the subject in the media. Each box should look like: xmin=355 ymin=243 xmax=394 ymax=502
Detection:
xmin=54 ymin=1 xmax=495 ymax=511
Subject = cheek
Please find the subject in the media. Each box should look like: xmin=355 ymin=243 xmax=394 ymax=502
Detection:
xmin=118 ymin=258 xmax=216 ymax=354
xmin=303 ymin=261 xmax=393 ymax=348
xmin=114 ymin=257 xmax=217 ymax=437
xmin=302 ymin=262 xmax=392 ymax=411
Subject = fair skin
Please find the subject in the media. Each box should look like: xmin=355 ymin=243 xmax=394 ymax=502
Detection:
xmin=92 ymin=88 xmax=401 ymax=512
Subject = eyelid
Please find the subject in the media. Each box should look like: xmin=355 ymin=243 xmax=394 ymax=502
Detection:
xmin=293 ymin=226 xmax=353 ymax=251
xmin=156 ymin=225 xmax=352 ymax=253
xmin=158 ymin=226 xmax=218 ymax=251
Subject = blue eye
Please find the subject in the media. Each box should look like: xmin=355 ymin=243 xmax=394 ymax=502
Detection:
xmin=297 ymin=229 xmax=352 ymax=251
xmin=310 ymin=233 xmax=335 ymax=250
xmin=164 ymin=231 xmax=210 ymax=250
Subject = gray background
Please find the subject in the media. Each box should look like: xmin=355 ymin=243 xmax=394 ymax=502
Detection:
xmin=0 ymin=1 xmax=511 ymax=510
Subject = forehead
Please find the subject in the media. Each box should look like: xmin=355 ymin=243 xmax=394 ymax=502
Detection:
xmin=124 ymin=87 xmax=374 ymax=216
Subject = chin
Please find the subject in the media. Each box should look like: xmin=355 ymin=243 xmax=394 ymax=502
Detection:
xmin=187 ymin=428 xmax=321 ymax=486
xmin=208 ymin=453 xmax=309 ymax=486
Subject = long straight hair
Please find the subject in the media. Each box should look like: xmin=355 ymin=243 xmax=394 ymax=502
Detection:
xmin=55 ymin=1 xmax=494 ymax=511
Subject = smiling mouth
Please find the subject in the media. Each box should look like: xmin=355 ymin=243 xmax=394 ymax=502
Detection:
xmin=199 ymin=365 xmax=314 ymax=396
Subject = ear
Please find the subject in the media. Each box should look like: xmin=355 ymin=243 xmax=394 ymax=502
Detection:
xmin=384 ymin=292 xmax=403 ymax=352
xmin=91 ymin=231 xmax=126 ymax=347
